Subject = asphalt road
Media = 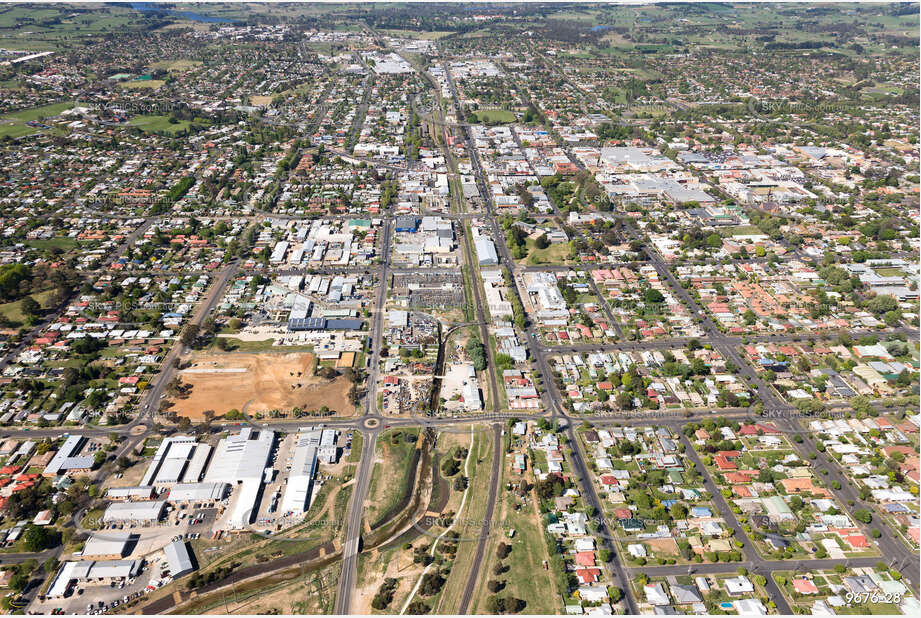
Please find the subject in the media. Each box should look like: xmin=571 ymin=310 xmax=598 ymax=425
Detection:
xmin=679 ymin=434 xmax=793 ymax=614
xmin=457 ymin=423 xmax=503 ymax=614
xmin=333 ymin=209 xmax=392 ymax=614
xmin=789 ymin=417 xmax=920 ymax=588
xmin=567 ymin=421 xmax=638 ymax=614
xmin=334 ymin=428 xmax=379 ymax=614
xmin=139 ymin=258 xmax=244 ymax=426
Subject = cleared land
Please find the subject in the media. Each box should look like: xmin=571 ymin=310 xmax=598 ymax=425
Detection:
xmin=171 ymin=351 xmax=353 ymax=419
xmin=150 ymin=59 xmax=202 ymax=72
xmin=119 ymin=79 xmax=166 ymax=89
xmin=250 ymin=95 xmax=275 ymax=106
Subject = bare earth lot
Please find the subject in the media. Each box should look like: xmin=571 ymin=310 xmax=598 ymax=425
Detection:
xmin=172 ymin=351 xmax=353 ymax=419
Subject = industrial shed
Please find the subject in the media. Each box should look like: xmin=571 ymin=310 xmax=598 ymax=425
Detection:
xmin=102 ymin=500 xmax=166 ymax=525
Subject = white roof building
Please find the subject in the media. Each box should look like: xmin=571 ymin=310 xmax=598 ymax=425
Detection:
xmin=47 ymin=560 xmax=143 ymax=598
xmin=163 ymin=540 xmax=195 ymax=578
xmin=140 ymin=436 xmax=197 ymax=487
xmin=81 ymin=532 xmax=135 ymax=559
xmin=102 ymin=501 xmax=166 ymax=524
xmin=167 ymin=482 xmax=228 ymax=503
xmin=280 ymin=428 xmax=321 ymax=516
xmin=205 ymin=428 xmax=274 ymax=529
xmin=645 ymin=582 xmax=670 ymax=605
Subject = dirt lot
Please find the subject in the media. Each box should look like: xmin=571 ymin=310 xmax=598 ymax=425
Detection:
xmin=646 ymin=536 xmax=680 ymax=556
xmin=249 ymin=95 xmax=274 ymax=106
xmin=171 ymin=351 xmax=354 ymax=419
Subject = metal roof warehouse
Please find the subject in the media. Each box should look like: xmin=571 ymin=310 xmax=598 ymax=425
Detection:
xmin=102 ymin=500 xmax=166 ymax=524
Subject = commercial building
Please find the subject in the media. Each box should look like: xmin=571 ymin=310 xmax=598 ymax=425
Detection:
xmin=46 ymin=560 xmax=144 ymax=598
xmin=280 ymin=430 xmax=319 ymax=516
xmin=43 ymin=435 xmax=94 ymax=477
xmin=204 ymin=428 xmax=275 ymax=529
xmin=102 ymin=501 xmax=166 ymax=525
xmin=105 ymin=486 xmax=156 ymax=501
xmin=139 ymin=436 xmax=198 ymax=487
xmin=166 ymin=482 xmax=228 ymax=503
xmin=163 ymin=540 xmax=196 ymax=578
xmin=81 ymin=532 xmax=136 ymax=560
xmin=280 ymin=428 xmax=338 ymax=515
xmin=474 ymin=237 xmax=499 ymax=266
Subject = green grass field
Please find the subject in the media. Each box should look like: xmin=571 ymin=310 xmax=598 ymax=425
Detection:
xmin=150 ymin=59 xmax=202 ymax=72
xmin=0 ymin=289 xmax=54 ymax=326
xmin=524 ymin=238 xmax=571 ymax=265
xmin=1 ymin=101 xmax=73 ymax=122
xmin=364 ymin=428 xmax=421 ymax=526
xmin=0 ymin=123 xmax=39 ymax=138
xmin=128 ymin=114 xmax=191 ymax=134
xmin=25 ymin=237 xmax=79 ymax=251
xmin=472 ymin=109 xmax=516 ymax=124
xmin=0 ymin=101 xmax=74 ymax=137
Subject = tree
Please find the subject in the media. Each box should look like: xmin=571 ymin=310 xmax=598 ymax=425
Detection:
xmin=22 ymin=525 xmax=61 ymax=552
xmin=867 ymin=294 xmax=898 ymax=316
xmin=419 ymin=571 xmax=445 ymax=596
xmin=9 ymin=571 xmax=29 ymax=592
xmin=644 ymin=288 xmax=665 ymax=305
xmin=20 ymin=296 xmax=41 ymax=317
xmin=534 ymin=234 xmax=550 ymax=250
xmin=466 ymin=338 xmax=487 ymax=371
xmin=180 ymin=323 xmax=200 ymax=346
xmin=42 ymin=557 xmax=59 ymax=575
xmin=854 ymin=509 xmax=872 ymax=524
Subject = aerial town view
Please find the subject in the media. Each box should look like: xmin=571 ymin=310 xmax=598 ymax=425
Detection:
xmin=0 ymin=1 xmax=917 ymax=616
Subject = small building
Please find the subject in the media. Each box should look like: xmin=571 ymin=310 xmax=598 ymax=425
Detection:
xmin=81 ymin=532 xmax=136 ymax=560
xmin=163 ymin=540 xmax=196 ymax=578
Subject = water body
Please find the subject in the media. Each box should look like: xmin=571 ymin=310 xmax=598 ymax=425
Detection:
xmin=129 ymin=2 xmax=233 ymax=23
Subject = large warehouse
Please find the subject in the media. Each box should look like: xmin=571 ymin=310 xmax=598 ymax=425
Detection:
xmin=204 ymin=428 xmax=275 ymax=529
xmin=139 ymin=436 xmax=198 ymax=487
xmin=81 ymin=532 xmax=136 ymax=560
xmin=47 ymin=560 xmax=144 ymax=598
xmin=166 ymin=482 xmax=228 ymax=503
xmin=102 ymin=500 xmax=166 ymax=525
